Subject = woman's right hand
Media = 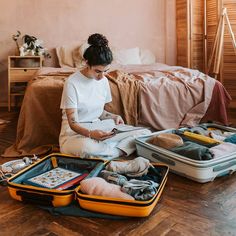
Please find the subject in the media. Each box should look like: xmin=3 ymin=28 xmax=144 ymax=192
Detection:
xmin=90 ymin=130 xmax=115 ymax=141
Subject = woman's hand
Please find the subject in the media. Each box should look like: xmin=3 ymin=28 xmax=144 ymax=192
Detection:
xmin=90 ymin=130 xmax=115 ymax=141
xmin=113 ymin=115 xmax=124 ymax=125
xmin=99 ymin=110 xmax=124 ymax=125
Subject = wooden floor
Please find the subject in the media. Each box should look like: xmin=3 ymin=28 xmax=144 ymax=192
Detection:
xmin=0 ymin=108 xmax=236 ymax=236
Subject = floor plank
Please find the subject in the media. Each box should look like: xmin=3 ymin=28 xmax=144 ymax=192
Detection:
xmin=0 ymin=108 xmax=236 ymax=236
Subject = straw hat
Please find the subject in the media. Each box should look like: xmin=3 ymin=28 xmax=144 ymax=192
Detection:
xmin=148 ymin=133 xmax=184 ymax=149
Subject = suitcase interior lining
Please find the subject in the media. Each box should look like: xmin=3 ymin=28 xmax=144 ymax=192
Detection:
xmin=10 ymin=155 xmax=104 ymax=187
xmin=77 ymin=164 xmax=169 ymax=202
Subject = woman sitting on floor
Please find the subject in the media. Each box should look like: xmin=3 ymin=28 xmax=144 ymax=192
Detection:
xmin=59 ymin=33 xmax=150 ymax=159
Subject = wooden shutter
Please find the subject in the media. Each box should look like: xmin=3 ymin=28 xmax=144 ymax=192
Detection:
xmin=176 ymin=0 xmax=204 ymax=71
xmin=176 ymin=0 xmax=190 ymax=67
xmin=222 ymin=0 xmax=236 ymax=107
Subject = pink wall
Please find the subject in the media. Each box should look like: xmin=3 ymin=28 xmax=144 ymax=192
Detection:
xmin=0 ymin=0 xmax=176 ymax=106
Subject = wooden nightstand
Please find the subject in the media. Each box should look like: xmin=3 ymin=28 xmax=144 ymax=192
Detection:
xmin=8 ymin=56 xmax=42 ymax=111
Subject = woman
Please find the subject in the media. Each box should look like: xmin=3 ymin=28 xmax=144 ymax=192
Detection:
xmin=59 ymin=33 xmax=150 ymax=158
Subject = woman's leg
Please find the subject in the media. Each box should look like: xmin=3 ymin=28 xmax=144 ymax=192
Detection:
xmin=60 ymin=135 xmax=122 ymax=158
xmin=116 ymin=129 xmax=152 ymax=156
xmin=60 ymin=129 xmax=151 ymax=158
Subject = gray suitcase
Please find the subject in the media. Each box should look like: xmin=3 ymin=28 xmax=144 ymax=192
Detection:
xmin=135 ymin=123 xmax=236 ymax=183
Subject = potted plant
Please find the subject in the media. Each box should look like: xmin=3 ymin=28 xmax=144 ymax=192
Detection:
xmin=12 ymin=31 xmax=51 ymax=67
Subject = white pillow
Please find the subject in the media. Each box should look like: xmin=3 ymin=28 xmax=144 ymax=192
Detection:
xmin=113 ymin=47 xmax=142 ymax=65
xmin=140 ymin=49 xmax=156 ymax=64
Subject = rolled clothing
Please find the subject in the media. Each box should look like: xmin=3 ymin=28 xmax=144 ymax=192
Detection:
xmin=170 ymin=141 xmax=214 ymax=160
xmin=80 ymin=177 xmax=134 ymax=200
xmin=121 ymin=179 xmax=159 ymax=201
xmin=99 ymin=170 xmax=128 ymax=186
xmin=105 ymin=157 xmax=150 ymax=177
xmin=148 ymin=133 xmax=184 ymax=149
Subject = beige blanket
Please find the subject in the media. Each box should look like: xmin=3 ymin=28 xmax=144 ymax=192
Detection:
xmin=3 ymin=64 xmax=229 ymax=157
xmin=4 ymin=73 xmax=71 ymax=157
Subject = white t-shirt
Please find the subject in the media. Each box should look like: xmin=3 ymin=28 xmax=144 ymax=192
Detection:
xmin=60 ymin=71 xmax=112 ymax=123
xmin=59 ymin=70 xmax=112 ymax=142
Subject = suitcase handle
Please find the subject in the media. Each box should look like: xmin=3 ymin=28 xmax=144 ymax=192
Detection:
xmin=213 ymin=161 xmax=236 ymax=172
xmin=16 ymin=190 xmax=54 ymax=206
xmin=152 ymin=153 xmax=175 ymax=166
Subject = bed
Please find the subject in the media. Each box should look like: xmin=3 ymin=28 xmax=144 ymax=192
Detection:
xmin=3 ymin=47 xmax=231 ymax=158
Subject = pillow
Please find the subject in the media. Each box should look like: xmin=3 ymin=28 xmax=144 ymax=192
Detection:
xmin=140 ymin=49 xmax=156 ymax=64
xmin=56 ymin=41 xmax=82 ymax=68
xmin=113 ymin=47 xmax=142 ymax=65
xmin=72 ymin=41 xmax=88 ymax=69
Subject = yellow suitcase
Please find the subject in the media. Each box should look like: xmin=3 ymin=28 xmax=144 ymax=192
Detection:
xmin=75 ymin=162 xmax=169 ymax=217
xmin=7 ymin=153 xmax=106 ymax=207
xmin=7 ymin=153 xmax=169 ymax=217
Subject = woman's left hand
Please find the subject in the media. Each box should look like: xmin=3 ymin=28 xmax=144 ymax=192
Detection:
xmin=114 ymin=115 xmax=124 ymax=125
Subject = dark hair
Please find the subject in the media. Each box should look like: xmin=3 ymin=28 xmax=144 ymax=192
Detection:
xmin=83 ymin=33 xmax=113 ymax=66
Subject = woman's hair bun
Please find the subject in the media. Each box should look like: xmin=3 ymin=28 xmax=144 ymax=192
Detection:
xmin=88 ymin=33 xmax=109 ymax=47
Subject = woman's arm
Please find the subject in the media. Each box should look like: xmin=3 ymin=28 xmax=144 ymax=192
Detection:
xmin=99 ymin=110 xmax=124 ymax=124
xmin=65 ymin=108 xmax=114 ymax=140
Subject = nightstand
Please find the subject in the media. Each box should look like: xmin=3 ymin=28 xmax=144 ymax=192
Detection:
xmin=8 ymin=56 xmax=42 ymax=111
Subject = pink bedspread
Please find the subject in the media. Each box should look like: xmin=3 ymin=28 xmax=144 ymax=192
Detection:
xmin=136 ymin=66 xmax=216 ymax=129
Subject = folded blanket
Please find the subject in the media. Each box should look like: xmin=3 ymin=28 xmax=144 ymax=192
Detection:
xmin=170 ymin=141 xmax=214 ymax=161
xmin=210 ymin=142 xmax=236 ymax=158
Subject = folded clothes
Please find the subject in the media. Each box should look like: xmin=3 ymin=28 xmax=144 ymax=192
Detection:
xmin=208 ymin=129 xmax=235 ymax=138
xmin=224 ymin=134 xmax=236 ymax=144
xmin=80 ymin=177 xmax=134 ymax=200
xmin=187 ymin=126 xmax=209 ymax=136
xmin=209 ymin=132 xmax=226 ymax=142
xmin=170 ymin=141 xmax=214 ymax=160
xmin=210 ymin=142 xmax=236 ymax=158
xmin=134 ymin=170 xmax=162 ymax=184
xmin=187 ymin=126 xmax=234 ymax=139
xmin=99 ymin=170 xmax=127 ymax=186
xmin=121 ymin=179 xmax=158 ymax=201
xmin=105 ymin=157 xmax=150 ymax=177
xmin=148 ymin=133 xmax=184 ymax=150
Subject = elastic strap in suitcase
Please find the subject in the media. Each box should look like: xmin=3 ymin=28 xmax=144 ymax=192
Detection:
xmin=39 ymin=200 xmax=128 ymax=219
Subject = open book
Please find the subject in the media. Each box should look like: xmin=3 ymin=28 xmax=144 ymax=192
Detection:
xmin=112 ymin=124 xmax=146 ymax=133
xmin=103 ymin=128 xmax=149 ymax=143
xmin=79 ymin=119 xmax=149 ymax=143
